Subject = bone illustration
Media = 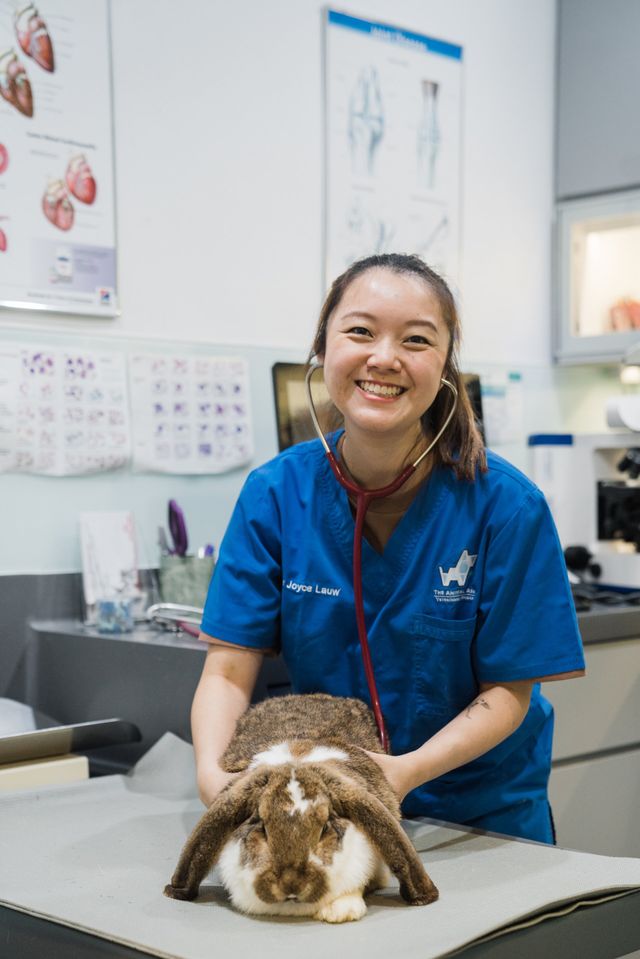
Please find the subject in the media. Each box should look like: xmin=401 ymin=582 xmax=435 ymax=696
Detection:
xmin=66 ymin=154 xmax=97 ymax=205
xmin=348 ymin=66 xmax=384 ymax=177
xmin=42 ymin=179 xmax=74 ymax=231
xmin=0 ymin=49 xmax=34 ymax=117
xmin=417 ymin=80 xmax=441 ymax=190
xmin=165 ymin=693 xmax=439 ymax=922
xmin=15 ymin=3 xmax=55 ymax=72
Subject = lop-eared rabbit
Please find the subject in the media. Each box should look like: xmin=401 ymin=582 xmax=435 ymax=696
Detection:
xmin=164 ymin=693 xmax=438 ymax=923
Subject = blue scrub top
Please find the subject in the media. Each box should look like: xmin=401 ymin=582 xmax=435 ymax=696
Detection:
xmin=202 ymin=436 xmax=585 ymax=834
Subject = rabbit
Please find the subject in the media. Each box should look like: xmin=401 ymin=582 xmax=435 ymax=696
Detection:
xmin=164 ymin=693 xmax=439 ymax=923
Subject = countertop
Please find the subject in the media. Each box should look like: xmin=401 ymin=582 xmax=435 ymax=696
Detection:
xmin=30 ymin=605 xmax=640 ymax=648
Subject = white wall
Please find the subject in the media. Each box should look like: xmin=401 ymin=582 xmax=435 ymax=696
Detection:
xmin=2 ymin=0 xmax=557 ymax=361
xmin=0 ymin=0 xmax=567 ymax=574
xmin=113 ymin=0 xmax=557 ymax=366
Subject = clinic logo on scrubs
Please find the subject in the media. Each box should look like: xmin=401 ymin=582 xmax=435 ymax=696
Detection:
xmin=434 ymin=549 xmax=477 ymax=604
xmin=438 ymin=549 xmax=476 ymax=587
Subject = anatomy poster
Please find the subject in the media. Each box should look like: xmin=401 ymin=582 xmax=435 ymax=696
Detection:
xmin=128 ymin=353 xmax=253 ymax=474
xmin=0 ymin=0 xmax=117 ymax=317
xmin=0 ymin=342 xmax=130 ymax=474
xmin=325 ymin=11 xmax=463 ymax=286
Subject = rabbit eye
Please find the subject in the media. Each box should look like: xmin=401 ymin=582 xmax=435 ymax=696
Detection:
xmin=320 ymin=822 xmax=331 ymax=838
xmin=249 ymin=818 xmax=267 ymax=839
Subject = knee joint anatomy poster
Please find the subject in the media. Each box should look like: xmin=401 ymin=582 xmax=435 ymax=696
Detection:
xmin=0 ymin=0 xmax=117 ymax=317
xmin=324 ymin=10 xmax=463 ymax=287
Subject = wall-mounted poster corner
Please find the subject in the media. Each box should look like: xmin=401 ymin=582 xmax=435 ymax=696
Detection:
xmin=0 ymin=0 xmax=118 ymax=318
xmin=323 ymin=9 xmax=463 ymax=291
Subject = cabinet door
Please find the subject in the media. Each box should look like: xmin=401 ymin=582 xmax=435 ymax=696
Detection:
xmin=549 ymin=749 xmax=640 ymax=857
xmin=555 ymin=192 xmax=640 ymax=363
xmin=543 ymin=638 xmax=640 ymax=760
xmin=557 ymin=0 xmax=640 ymax=199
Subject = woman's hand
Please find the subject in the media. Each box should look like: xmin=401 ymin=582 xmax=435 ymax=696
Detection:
xmin=364 ymin=750 xmax=419 ymax=802
xmin=364 ymin=681 xmax=536 ymax=802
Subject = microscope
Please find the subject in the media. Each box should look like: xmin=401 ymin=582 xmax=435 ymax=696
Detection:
xmin=529 ymin=425 xmax=640 ymax=589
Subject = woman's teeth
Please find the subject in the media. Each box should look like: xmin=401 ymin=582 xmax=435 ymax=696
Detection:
xmin=357 ymin=381 xmax=404 ymax=397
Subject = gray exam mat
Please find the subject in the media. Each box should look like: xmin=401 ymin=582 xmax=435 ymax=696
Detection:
xmin=1 ymin=733 xmax=640 ymax=959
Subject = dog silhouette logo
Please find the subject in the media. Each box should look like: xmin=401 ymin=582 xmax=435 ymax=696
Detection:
xmin=438 ymin=550 xmax=477 ymax=587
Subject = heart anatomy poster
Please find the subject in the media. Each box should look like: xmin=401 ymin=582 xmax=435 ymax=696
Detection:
xmin=324 ymin=11 xmax=463 ymax=288
xmin=0 ymin=0 xmax=117 ymax=317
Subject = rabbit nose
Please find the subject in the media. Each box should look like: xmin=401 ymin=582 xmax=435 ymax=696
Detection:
xmin=279 ymin=867 xmax=303 ymax=897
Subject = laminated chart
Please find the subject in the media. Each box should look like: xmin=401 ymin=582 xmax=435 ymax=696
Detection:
xmin=0 ymin=343 xmax=130 ymax=474
xmin=0 ymin=0 xmax=117 ymax=316
xmin=128 ymin=354 xmax=253 ymax=474
xmin=324 ymin=11 xmax=463 ymax=286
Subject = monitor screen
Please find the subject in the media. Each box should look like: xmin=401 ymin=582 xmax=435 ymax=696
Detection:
xmin=272 ymin=362 xmax=484 ymax=451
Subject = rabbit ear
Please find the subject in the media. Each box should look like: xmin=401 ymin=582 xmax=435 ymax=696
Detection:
xmin=325 ymin=771 xmax=439 ymax=905
xmin=164 ymin=770 xmax=266 ymax=901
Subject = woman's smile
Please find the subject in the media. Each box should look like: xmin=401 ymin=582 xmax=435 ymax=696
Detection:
xmin=355 ymin=379 xmax=406 ymax=399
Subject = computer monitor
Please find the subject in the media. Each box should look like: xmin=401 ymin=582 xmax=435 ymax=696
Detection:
xmin=272 ymin=362 xmax=485 ymax=451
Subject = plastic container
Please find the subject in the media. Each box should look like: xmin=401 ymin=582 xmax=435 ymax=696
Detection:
xmin=96 ymin=597 xmax=136 ymax=634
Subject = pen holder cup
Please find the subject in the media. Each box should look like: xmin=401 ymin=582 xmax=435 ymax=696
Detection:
xmin=159 ymin=555 xmax=215 ymax=609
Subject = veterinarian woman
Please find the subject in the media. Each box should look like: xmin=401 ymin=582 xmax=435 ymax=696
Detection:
xmin=192 ymin=253 xmax=585 ymax=844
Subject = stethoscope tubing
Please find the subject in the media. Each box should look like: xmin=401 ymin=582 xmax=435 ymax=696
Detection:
xmin=305 ymin=363 xmax=458 ymax=752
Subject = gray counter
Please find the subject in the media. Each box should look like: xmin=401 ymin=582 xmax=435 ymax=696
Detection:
xmin=578 ymin=603 xmax=640 ymax=644
xmin=21 ymin=618 xmax=291 ymax=772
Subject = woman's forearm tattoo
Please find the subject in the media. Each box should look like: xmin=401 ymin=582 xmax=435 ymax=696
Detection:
xmin=466 ymin=696 xmax=491 ymax=718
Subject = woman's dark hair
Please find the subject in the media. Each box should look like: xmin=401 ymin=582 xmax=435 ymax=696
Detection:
xmin=308 ymin=253 xmax=486 ymax=481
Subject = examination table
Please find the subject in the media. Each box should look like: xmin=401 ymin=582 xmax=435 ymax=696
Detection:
xmin=1 ymin=734 xmax=640 ymax=959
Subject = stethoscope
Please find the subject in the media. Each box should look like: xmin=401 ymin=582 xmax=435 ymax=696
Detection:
xmin=304 ymin=363 xmax=458 ymax=752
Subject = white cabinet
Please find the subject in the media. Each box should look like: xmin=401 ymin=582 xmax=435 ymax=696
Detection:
xmin=556 ymin=0 xmax=640 ymax=199
xmin=554 ymin=0 xmax=640 ymax=364
xmin=549 ymin=750 xmax=640 ymax=858
xmin=555 ymin=191 xmax=640 ymax=364
xmin=545 ymin=636 xmax=640 ymax=855
xmin=544 ymin=639 xmax=640 ymax=760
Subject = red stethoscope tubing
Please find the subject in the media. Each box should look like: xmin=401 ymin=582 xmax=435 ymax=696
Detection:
xmin=326 ymin=451 xmax=415 ymax=753
xmin=305 ymin=363 xmax=457 ymax=753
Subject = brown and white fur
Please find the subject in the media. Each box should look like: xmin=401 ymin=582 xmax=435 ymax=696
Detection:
xmin=164 ymin=694 xmax=438 ymax=922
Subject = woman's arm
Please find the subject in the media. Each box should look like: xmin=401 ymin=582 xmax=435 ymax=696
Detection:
xmin=367 ymin=679 xmax=534 ymax=801
xmin=191 ymin=637 xmax=264 ymax=806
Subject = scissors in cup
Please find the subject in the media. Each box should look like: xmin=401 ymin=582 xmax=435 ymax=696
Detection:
xmin=168 ymin=499 xmax=188 ymax=556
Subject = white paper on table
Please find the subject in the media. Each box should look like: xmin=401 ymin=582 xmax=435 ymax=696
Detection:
xmin=79 ymin=511 xmax=138 ymax=611
xmin=129 ymin=353 xmax=253 ymax=474
xmin=0 ymin=343 xmax=131 ymax=475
